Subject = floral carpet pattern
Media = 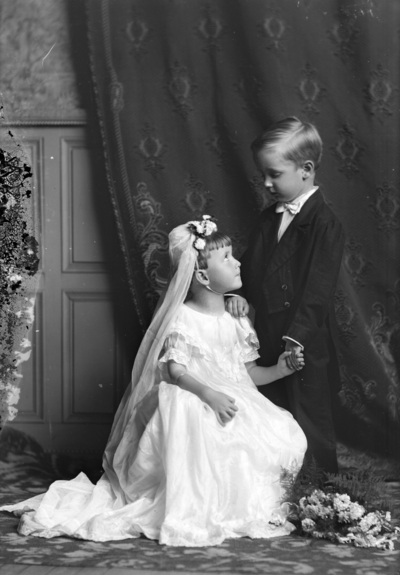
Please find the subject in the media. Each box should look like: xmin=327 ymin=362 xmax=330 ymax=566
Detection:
xmin=0 ymin=428 xmax=399 ymax=574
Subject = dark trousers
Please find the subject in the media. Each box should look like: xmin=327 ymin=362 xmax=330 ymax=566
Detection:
xmin=255 ymin=308 xmax=339 ymax=474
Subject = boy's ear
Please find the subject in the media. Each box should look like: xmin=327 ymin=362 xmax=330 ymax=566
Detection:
xmin=194 ymin=269 xmax=210 ymax=286
xmin=302 ymin=160 xmax=315 ymax=178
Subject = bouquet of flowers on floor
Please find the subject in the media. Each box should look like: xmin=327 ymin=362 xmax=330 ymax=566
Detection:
xmin=282 ymin=461 xmax=400 ymax=550
xmin=298 ymin=489 xmax=399 ymax=550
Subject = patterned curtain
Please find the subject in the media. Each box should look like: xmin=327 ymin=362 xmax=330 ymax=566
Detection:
xmin=86 ymin=0 xmax=400 ymax=464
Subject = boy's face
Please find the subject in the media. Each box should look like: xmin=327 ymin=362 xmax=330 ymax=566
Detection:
xmin=254 ymin=147 xmax=310 ymax=203
xmin=204 ymin=245 xmax=242 ymax=293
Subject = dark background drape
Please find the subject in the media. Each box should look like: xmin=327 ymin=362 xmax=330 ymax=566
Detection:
xmin=85 ymin=0 xmax=400 ymax=464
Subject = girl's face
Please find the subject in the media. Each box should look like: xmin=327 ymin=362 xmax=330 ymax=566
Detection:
xmin=254 ymin=147 xmax=308 ymax=203
xmin=205 ymin=245 xmax=242 ymax=293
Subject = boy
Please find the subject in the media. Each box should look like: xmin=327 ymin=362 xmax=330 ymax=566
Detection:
xmin=228 ymin=117 xmax=345 ymax=473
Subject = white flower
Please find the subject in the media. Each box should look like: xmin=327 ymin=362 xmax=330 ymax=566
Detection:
xmin=194 ymin=238 xmax=206 ymax=250
xmin=6 ymin=386 xmax=20 ymax=406
xmin=319 ymin=505 xmax=335 ymax=519
xmin=309 ymin=490 xmax=327 ymax=505
xmin=8 ymin=274 xmax=22 ymax=284
xmin=356 ymin=512 xmax=380 ymax=533
xmin=336 ymin=534 xmax=352 ymax=544
xmin=203 ymin=219 xmax=217 ymax=236
xmin=299 ymin=497 xmax=307 ymax=509
xmin=14 ymin=349 xmax=32 ymax=367
xmin=333 ymin=493 xmax=351 ymax=512
xmin=7 ymin=405 xmax=18 ymax=421
xmin=5 ymin=196 xmax=16 ymax=210
xmin=302 ymin=504 xmax=320 ymax=520
xmin=348 ymin=501 xmax=365 ymax=522
xmin=312 ymin=530 xmax=326 ymax=539
xmin=24 ymin=297 xmax=35 ymax=324
xmin=301 ymin=518 xmax=316 ymax=533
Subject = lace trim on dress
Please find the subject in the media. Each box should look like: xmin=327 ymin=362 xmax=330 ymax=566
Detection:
xmin=160 ymin=348 xmax=191 ymax=367
xmin=159 ymin=313 xmax=260 ymax=381
xmin=241 ymin=348 xmax=260 ymax=364
xmin=236 ymin=316 xmax=260 ymax=364
xmin=158 ymin=329 xmax=211 ymax=367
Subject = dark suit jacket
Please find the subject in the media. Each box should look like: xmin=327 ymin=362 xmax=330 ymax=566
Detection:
xmin=240 ymin=190 xmax=345 ymax=374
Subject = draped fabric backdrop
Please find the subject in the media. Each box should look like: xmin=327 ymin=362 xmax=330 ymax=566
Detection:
xmin=86 ymin=0 xmax=399 ymax=463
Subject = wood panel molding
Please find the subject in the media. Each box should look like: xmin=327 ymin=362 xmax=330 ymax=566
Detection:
xmin=61 ymin=137 xmax=107 ymax=274
xmin=62 ymin=290 xmax=120 ymax=423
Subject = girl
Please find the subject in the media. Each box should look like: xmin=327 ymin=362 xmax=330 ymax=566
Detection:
xmin=1 ymin=216 xmax=307 ymax=547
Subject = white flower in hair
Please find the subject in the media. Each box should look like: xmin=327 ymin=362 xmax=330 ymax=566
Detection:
xmin=193 ymin=237 xmax=206 ymax=250
xmin=187 ymin=215 xmax=217 ymax=250
xmin=204 ymin=220 xmax=217 ymax=235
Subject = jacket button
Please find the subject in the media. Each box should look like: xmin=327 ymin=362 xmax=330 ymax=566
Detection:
xmin=284 ymin=301 xmax=290 ymax=307
xmin=282 ymin=284 xmax=288 ymax=290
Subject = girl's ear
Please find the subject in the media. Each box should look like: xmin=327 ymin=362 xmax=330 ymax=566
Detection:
xmin=194 ymin=269 xmax=210 ymax=286
xmin=302 ymin=160 xmax=315 ymax=178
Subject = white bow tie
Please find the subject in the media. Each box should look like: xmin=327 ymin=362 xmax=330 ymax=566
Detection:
xmin=276 ymin=201 xmax=302 ymax=216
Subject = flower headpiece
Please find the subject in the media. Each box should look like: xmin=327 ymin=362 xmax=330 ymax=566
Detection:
xmin=187 ymin=215 xmax=218 ymax=250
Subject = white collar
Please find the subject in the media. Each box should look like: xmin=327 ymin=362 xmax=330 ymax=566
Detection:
xmin=275 ymin=186 xmax=318 ymax=213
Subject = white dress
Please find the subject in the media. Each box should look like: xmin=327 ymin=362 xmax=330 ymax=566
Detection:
xmin=1 ymin=305 xmax=307 ymax=547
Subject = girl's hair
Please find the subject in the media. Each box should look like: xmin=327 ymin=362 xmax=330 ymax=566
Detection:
xmin=196 ymin=231 xmax=232 ymax=269
xmin=251 ymin=116 xmax=323 ymax=169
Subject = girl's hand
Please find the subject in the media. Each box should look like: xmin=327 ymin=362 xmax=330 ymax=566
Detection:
xmin=284 ymin=341 xmax=304 ymax=371
xmin=202 ymin=388 xmax=238 ymax=426
xmin=225 ymin=296 xmax=249 ymax=318
xmin=277 ymin=350 xmax=305 ymax=378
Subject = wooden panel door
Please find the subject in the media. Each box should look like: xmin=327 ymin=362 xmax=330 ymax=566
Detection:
xmin=8 ymin=126 xmax=128 ymax=458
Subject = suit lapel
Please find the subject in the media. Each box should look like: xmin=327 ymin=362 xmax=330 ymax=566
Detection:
xmin=264 ymin=191 xmax=322 ymax=280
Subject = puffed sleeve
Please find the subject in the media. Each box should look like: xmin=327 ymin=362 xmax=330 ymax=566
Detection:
xmin=236 ymin=316 xmax=260 ymax=364
xmin=158 ymin=331 xmax=192 ymax=367
xmin=158 ymin=329 xmax=207 ymax=368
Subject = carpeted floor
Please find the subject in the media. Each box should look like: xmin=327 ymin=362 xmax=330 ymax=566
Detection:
xmin=0 ymin=427 xmax=399 ymax=574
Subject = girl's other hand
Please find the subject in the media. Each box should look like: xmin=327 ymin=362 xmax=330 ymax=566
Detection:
xmin=202 ymin=388 xmax=238 ymax=426
xmin=277 ymin=350 xmax=305 ymax=378
xmin=225 ymin=296 xmax=249 ymax=318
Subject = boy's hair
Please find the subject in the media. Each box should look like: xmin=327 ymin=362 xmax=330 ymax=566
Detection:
xmin=251 ymin=116 xmax=323 ymax=169
xmin=197 ymin=231 xmax=231 ymax=270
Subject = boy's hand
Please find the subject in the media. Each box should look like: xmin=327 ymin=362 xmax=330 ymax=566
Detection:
xmin=284 ymin=340 xmax=304 ymax=371
xmin=202 ymin=388 xmax=238 ymax=426
xmin=225 ymin=296 xmax=249 ymax=318
xmin=277 ymin=350 xmax=305 ymax=378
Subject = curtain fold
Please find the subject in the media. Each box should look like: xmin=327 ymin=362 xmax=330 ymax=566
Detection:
xmin=86 ymin=0 xmax=399 ymax=461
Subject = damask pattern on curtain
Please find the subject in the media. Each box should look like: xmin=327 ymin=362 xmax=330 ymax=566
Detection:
xmin=86 ymin=0 xmax=399 ymax=462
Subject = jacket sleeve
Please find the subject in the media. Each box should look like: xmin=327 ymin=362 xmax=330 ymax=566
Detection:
xmin=285 ymin=218 xmax=345 ymax=348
